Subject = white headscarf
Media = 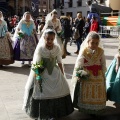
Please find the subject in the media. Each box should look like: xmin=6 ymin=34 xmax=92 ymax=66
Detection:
xmin=36 ymin=28 xmax=58 ymax=49
xmin=12 ymin=12 xmax=34 ymax=42
xmin=0 ymin=11 xmax=4 ymax=21
xmin=78 ymin=31 xmax=103 ymax=56
xmin=45 ymin=9 xmax=57 ymax=24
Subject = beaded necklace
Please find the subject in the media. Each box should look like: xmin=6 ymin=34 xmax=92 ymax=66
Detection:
xmin=86 ymin=48 xmax=99 ymax=62
xmin=24 ymin=20 xmax=31 ymax=28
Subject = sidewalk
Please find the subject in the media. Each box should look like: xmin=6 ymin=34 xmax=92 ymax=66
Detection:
xmin=0 ymin=38 xmax=120 ymax=120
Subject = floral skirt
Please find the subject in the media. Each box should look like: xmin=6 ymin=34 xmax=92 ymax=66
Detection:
xmin=14 ymin=34 xmax=38 ymax=61
xmin=25 ymin=88 xmax=74 ymax=120
xmin=73 ymin=81 xmax=106 ymax=115
xmin=0 ymin=36 xmax=14 ymax=65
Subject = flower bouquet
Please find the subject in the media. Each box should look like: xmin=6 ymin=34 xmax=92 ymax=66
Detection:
xmin=32 ymin=60 xmax=44 ymax=92
xmin=76 ymin=67 xmax=90 ymax=81
xmin=17 ymin=31 xmax=24 ymax=39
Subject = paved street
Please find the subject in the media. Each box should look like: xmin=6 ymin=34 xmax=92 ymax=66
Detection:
xmin=0 ymin=38 xmax=120 ymax=120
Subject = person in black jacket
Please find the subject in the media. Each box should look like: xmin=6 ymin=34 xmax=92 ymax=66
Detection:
xmin=73 ymin=13 xmax=85 ymax=54
xmin=60 ymin=15 xmax=72 ymax=57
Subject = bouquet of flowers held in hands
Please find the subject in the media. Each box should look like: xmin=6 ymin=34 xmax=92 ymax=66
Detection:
xmin=76 ymin=67 xmax=90 ymax=81
xmin=17 ymin=31 xmax=24 ymax=39
xmin=32 ymin=60 xmax=44 ymax=92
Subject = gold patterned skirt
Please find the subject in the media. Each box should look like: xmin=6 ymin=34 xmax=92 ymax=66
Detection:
xmin=73 ymin=68 xmax=106 ymax=114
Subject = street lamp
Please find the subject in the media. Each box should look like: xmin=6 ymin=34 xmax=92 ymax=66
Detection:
xmin=59 ymin=3 xmax=64 ymax=15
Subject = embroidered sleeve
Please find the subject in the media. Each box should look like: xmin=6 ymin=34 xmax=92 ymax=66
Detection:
xmin=3 ymin=21 xmax=8 ymax=32
xmin=56 ymin=46 xmax=62 ymax=63
xmin=101 ymin=53 xmax=106 ymax=73
xmin=57 ymin=19 xmax=62 ymax=33
xmin=75 ymin=54 xmax=84 ymax=69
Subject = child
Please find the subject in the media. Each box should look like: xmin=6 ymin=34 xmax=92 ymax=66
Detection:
xmin=106 ymin=47 xmax=120 ymax=103
xmin=23 ymin=29 xmax=74 ymax=120
xmin=72 ymin=31 xmax=106 ymax=115
xmin=90 ymin=16 xmax=99 ymax=33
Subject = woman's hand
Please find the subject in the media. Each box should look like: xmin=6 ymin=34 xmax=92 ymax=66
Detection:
xmin=115 ymin=55 xmax=120 ymax=73
xmin=115 ymin=65 xmax=119 ymax=73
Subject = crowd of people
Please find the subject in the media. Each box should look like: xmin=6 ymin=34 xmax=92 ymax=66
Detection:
xmin=0 ymin=9 xmax=120 ymax=120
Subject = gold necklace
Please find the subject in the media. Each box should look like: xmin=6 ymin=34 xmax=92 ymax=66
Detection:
xmin=25 ymin=21 xmax=31 ymax=27
xmin=46 ymin=45 xmax=54 ymax=61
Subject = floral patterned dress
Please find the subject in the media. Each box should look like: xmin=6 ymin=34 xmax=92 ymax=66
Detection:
xmin=0 ymin=20 xmax=14 ymax=65
xmin=14 ymin=20 xmax=38 ymax=61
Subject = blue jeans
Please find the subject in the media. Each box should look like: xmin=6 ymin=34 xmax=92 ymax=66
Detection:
xmin=76 ymin=37 xmax=82 ymax=51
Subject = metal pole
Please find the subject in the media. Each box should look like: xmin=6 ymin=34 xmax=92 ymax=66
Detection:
xmin=23 ymin=0 xmax=25 ymax=14
xmin=16 ymin=0 xmax=18 ymax=15
xmin=48 ymin=0 xmax=49 ymax=13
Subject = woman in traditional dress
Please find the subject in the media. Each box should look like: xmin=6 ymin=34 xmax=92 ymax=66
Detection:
xmin=42 ymin=9 xmax=64 ymax=58
xmin=72 ymin=31 xmax=106 ymax=115
xmin=22 ymin=29 xmax=74 ymax=120
xmin=13 ymin=12 xmax=38 ymax=66
xmin=0 ymin=11 xmax=14 ymax=67
xmin=106 ymin=45 xmax=120 ymax=104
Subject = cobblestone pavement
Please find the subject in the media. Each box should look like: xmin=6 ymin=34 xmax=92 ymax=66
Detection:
xmin=0 ymin=38 xmax=120 ymax=120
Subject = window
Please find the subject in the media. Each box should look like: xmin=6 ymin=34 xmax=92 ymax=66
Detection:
xmin=87 ymin=11 xmax=90 ymax=15
xmin=77 ymin=0 xmax=82 ymax=7
xmin=43 ymin=1 xmax=46 ymax=5
xmin=66 ymin=12 xmax=73 ymax=17
xmin=61 ymin=0 xmax=64 ymax=6
xmin=68 ymin=0 xmax=72 ymax=7
xmin=99 ymin=0 xmax=104 ymax=4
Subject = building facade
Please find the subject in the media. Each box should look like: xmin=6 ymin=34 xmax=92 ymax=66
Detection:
xmin=0 ymin=0 xmax=53 ymax=17
xmin=55 ymin=0 xmax=90 ymax=18
xmin=38 ymin=0 xmax=53 ymax=16
xmin=54 ymin=0 xmax=120 ymax=18
xmin=8 ymin=0 xmax=31 ymax=16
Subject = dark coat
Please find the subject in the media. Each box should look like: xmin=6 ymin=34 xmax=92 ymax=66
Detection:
xmin=60 ymin=16 xmax=72 ymax=38
xmin=74 ymin=18 xmax=85 ymax=37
